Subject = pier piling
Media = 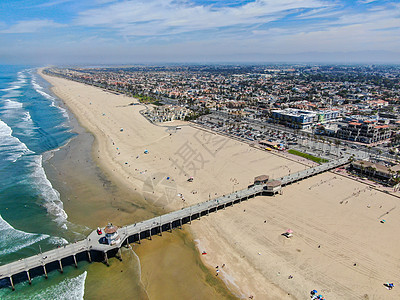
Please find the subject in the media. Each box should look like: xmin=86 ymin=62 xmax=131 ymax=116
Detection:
xmin=104 ymin=252 xmax=109 ymax=266
xmin=73 ymin=255 xmax=77 ymax=268
xmin=26 ymin=271 xmax=31 ymax=284
xmin=59 ymin=260 xmax=63 ymax=273
xmin=43 ymin=265 xmax=48 ymax=279
xmin=10 ymin=276 xmax=14 ymax=291
xmin=118 ymin=248 xmax=122 ymax=261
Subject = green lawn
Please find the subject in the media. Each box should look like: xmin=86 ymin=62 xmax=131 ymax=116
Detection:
xmin=288 ymin=149 xmax=329 ymax=164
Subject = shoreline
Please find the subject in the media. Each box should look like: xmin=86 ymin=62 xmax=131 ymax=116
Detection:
xmin=40 ymin=69 xmax=400 ymax=299
xmin=39 ymin=70 xmax=238 ymax=299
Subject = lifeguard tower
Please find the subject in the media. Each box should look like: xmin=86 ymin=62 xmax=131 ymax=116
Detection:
xmin=104 ymin=223 xmax=121 ymax=246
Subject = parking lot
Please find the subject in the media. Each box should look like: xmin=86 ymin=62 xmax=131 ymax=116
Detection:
xmin=194 ymin=112 xmax=369 ymax=161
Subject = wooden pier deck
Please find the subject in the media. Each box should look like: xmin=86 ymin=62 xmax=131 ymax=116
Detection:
xmin=0 ymin=157 xmax=350 ymax=290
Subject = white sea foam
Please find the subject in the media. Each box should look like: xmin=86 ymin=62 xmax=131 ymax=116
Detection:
xmin=1 ymin=85 xmax=21 ymax=92
xmin=0 ymin=72 xmax=26 ymax=96
xmin=31 ymin=79 xmax=42 ymax=91
xmin=0 ymin=215 xmax=49 ymax=256
xmin=0 ymin=119 xmax=34 ymax=163
xmin=3 ymin=98 xmax=23 ymax=109
xmin=36 ymin=88 xmax=55 ymax=101
xmin=31 ymin=75 xmax=69 ymax=119
xmin=16 ymin=71 xmax=27 ymax=85
xmin=31 ymin=271 xmax=87 ymax=300
xmin=29 ymin=155 xmax=68 ymax=224
xmin=22 ymin=111 xmax=32 ymax=123
xmin=0 ymin=100 xmax=37 ymax=138
xmin=48 ymin=236 xmax=69 ymax=246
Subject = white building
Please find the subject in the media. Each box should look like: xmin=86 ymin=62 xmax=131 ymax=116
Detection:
xmin=271 ymin=108 xmax=340 ymax=130
xmin=104 ymin=223 xmax=121 ymax=246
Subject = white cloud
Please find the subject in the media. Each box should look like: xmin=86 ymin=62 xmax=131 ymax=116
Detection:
xmin=34 ymin=0 xmax=74 ymax=8
xmin=0 ymin=19 xmax=64 ymax=34
xmin=75 ymin=0 xmax=330 ymax=36
xmin=1 ymin=0 xmax=399 ymax=63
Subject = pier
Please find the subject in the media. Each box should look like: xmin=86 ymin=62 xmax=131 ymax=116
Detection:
xmin=0 ymin=157 xmax=351 ymax=290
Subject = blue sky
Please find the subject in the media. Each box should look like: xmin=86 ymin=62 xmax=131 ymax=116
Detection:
xmin=0 ymin=0 xmax=399 ymax=64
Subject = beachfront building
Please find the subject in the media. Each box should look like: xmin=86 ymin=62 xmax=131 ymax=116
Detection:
xmin=254 ymin=175 xmax=269 ymax=185
xmin=104 ymin=224 xmax=121 ymax=246
xmin=264 ymin=180 xmax=282 ymax=195
xmin=350 ymin=160 xmax=400 ymax=185
xmin=336 ymin=120 xmax=391 ymax=144
xmin=270 ymin=108 xmax=339 ymax=130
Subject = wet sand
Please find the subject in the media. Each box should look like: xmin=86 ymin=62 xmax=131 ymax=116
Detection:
xmin=135 ymin=229 xmax=236 ymax=300
xmin=84 ymin=248 xmax=147 ymax=300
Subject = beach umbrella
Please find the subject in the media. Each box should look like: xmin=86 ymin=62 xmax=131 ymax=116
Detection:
xmin=286 ymin=229 xmax=293 ymax=234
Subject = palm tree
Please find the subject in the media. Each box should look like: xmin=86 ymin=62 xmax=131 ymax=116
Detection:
xmin=335 ymin=140 xmax=341 ymax=156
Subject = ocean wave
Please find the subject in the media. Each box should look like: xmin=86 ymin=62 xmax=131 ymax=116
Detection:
xmin=31 ymin=75 xmax=55 ymax=102
xmin=31 ymin=79 xmax=42 ymax=91
xmin=0 ymin=215 xmax=49 ymax=256
xmin=0 ymin=85 xmax=21 ymax=92
xmin=2 ymin=98 xmax=23 ymax=109
xmin=0 ymin=71 xmax=26 ymax=96
xmin=16 ymin=71 xmax=27 ymax=85
xmin=30 ymin=155 xmax=68 ymax=224
xmin=35 ymin=87 xmax=56 ymax=101
xmin=31 ymin=271 xmax=87 ymax=300
xmin=0 ymin=119 xmax=34 ymax=163
xmin=31 ymin=74 xmax=69 ymax=119
xmin=0 ymin=100 xmax=37 ymax=139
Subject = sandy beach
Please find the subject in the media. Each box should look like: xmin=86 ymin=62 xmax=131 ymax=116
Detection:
xmin=41 ymin=70 xmax=400 ymax=299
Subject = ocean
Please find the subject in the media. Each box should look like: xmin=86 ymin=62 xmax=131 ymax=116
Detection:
xmin=0 ymin=65 xmax=87 ymax=299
